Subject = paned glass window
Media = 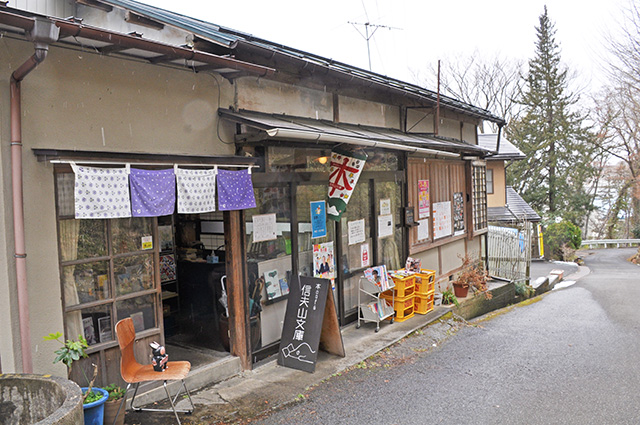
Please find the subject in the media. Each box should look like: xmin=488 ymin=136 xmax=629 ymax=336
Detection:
xmin=56 ymin=172 xmax=158 ymax=349
xmin=473 ymin=165 xmax=488 ymax=231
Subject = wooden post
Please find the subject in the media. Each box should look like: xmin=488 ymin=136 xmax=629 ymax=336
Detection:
xmin=224 ymin=210 xmax=251 ymax=370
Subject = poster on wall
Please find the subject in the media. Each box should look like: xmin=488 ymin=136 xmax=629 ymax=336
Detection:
xmin=310 ymin=201 xmax=327 ymax=239
xmin=348 ymin=219 xmax=366 ymax=245
xmin=378 ymin=214 xmax=394 ymax=238
xmin=361 ymin=243 xmax=370 ymax=268
xmin=252 ymin=213 xmax=277 ymax=242
xmin=417 ymin=219 xmax=430 ymax=241
xmin=453 ymin=192 xmax=465 ymax=235
xmin=327 ymin=149 xmax=367 ymax=221
xmin=433 ymin=201 xmax=452 ymax=239
xmin=418 ymin=180 xmax=430 ymax=219
xmin=313 ymin=242 xmax=335 ymax=279
xmin=380 ymin=199 xmax=391 ymax=215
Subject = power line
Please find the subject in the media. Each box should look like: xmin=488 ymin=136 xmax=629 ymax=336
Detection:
xmin=348 ymin=21 xmax=402 ymax=71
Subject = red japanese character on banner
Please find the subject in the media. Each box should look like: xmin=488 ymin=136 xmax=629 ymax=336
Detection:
xmin=327 ymin=149 xmax=367 ymax=221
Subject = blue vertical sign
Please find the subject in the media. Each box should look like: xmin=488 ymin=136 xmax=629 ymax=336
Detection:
xmin=311 ymin=201 xmax=327 ymax=239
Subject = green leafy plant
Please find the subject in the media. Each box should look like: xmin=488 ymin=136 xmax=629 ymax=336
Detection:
xmin=104 ymin=383 xmax=126 ymax=401
xmin=43 ymin=332 xmax=88 ymax=371
xmin=544 ymin=221 xmax=582 ymax=261
xmin=43 ymin=332 xmax=101 ymax=404
xmin=441 ymin=287 xmax=459 ymax=306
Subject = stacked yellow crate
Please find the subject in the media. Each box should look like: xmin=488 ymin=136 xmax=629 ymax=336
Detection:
xmin=413 ymin=269 xmax=436 ymax=314
xmin=382 ymin=273 xmax=415 ymax=322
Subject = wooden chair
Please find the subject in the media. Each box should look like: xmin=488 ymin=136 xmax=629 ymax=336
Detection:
xmin=112 ymin=318 xmax=194 ymax=425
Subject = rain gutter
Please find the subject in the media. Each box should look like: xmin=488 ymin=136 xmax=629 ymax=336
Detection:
xmin=264 ymin=128 xmax=460 ymax=158
xmin=9 ymin=16 xmax=60 ymax=374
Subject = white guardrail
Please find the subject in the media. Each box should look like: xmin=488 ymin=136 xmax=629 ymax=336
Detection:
xmin=581 ymin=239 xmax=640 ymax=248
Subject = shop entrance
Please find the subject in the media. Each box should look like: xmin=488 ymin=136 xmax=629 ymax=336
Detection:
xmin=247 ymin=148 xmax=406 ymax=363
xmin=161 ymin=211 xmax=236 ymax=367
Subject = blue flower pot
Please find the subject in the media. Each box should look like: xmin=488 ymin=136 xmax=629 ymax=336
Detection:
xmin=82 ymin=387 xmax=109 ymax=425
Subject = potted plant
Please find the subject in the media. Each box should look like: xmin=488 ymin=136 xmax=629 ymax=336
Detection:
xmin=440 ymin=286 xmax=459 ymax=307
xmin=452 ymin=253 xmax=492 ymax=300
xmin=44 ymin=332 xmax=108 ymax=425
xmin=103 ymin=383 xmax=126 ymax=425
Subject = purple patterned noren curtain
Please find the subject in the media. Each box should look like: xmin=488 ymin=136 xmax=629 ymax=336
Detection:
xmin=175 ymin=167 xmax=217 ymax=214
xmin=217 ymin=168 xmax=257 ymax=211
xmin=129 ymin=168 xmax=176 ymax=217
xmin=72 ymin=164 xmax=131 ymax=219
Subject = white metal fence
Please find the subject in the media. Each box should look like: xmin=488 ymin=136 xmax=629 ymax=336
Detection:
xmin=487 ymin=224 xmax=532 ymax=282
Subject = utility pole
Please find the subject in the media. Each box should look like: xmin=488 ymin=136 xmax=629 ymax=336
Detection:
xmin=348 ymin=21 xmax=401 ymax=71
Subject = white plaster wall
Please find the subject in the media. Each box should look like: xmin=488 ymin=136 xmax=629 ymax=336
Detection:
xmin=406 ymin=108 xmax=434 ymax=133
xmin=0 ymin=71 xmax=19 ymax=373
xmin=236 ymin=78 xmax=333 ymax=120
xmin=12 ymin=0 xmax=75 ymax=18
xmin=1 ymin=36 xmax=236 ymax=375
xmin=441 ymin=238 xmax=467 ymax=274
xmin=337 ymin=95 xmax=400 ymax=128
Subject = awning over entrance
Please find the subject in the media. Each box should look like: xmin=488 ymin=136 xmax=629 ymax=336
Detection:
xmin=218 ymin=109 xmax=492 ymax=158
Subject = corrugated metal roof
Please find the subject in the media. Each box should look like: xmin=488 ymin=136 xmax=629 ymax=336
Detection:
xmin=478 ymin=134 xmax=526 ymax=160
xmin=100 ymin=0 xmax=506 ymax=124
xmin=488 ymin=187 xmax=541 ymax=223
xmin=219 ymin=109 xmax=491 ymax=156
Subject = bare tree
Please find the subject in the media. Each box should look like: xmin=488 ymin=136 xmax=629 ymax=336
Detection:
xmin=412 ymin=51 xmax=524 ymax=133
xmin=594 ymin=1 xmax=640 ymax=234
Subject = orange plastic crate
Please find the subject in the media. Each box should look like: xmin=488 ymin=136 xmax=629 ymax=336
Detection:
xmin=414 ymin=292 xmax=434 ymax=314
xmin=388 ymin=274 xmax=416 ymax=298
xmin=414 ymin=269 xmax=436 ymax=295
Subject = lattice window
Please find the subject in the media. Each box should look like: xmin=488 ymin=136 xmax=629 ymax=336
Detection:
xmin=472 ymin=164 xmax=488 ymax=231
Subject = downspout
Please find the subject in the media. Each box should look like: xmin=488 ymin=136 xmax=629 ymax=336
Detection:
xmin=10 ymin=17 xmax=59 ymax=373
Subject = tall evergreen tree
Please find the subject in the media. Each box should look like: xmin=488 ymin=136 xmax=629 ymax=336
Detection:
xmin=507 ymin=6 xmax=597 ymax=225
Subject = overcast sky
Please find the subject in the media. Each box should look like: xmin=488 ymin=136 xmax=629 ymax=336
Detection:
xmin=142 ymin=0 xmax=629 ymax=94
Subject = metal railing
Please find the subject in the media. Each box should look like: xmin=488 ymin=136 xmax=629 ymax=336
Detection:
xmin=581 ymin=239 xmax=640 ymax=248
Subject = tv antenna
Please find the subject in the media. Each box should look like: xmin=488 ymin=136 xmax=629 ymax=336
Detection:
xmin=348 ymin=21 xmax=402 ymax=71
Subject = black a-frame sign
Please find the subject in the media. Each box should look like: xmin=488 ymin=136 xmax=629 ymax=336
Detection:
xmin=277 ymin=275 xmax=345 ymax=373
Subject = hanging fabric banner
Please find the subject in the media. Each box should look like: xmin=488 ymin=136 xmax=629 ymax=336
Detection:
xmin=129 ymin=168 xmax=176 ymax=217
xmin=327 ymin=149 xmax=367 ymax=221
xmin=217 ymin=168 xmax=257 ymax=211
xmin=72 ymin=164 xmax=131 ymax=219
xmin=175 ymin=166 xmax=217 ymax=214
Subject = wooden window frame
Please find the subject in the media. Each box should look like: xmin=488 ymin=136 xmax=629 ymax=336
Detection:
xmin=54 ymin=167 xmax=163 ymax=358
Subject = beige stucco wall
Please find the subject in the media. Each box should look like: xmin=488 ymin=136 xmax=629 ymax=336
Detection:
xmin=0 ymin=79 xmax=18 ymax=372
xmin=236 ymin=78 xmax=333 ymax=120
xmin=0 ymin=35 xmax=237 ymax=374
xmin=337 ymin=95 xmax=400 ymax=128
xmin=487 ymin=161 xmax=506 ymax=207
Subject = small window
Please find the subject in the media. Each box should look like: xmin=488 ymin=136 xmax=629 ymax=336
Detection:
xmin=486 ymin=168 xmax=494 ymax=194
xmin=472 ymin=165 xmax=488 ymax=231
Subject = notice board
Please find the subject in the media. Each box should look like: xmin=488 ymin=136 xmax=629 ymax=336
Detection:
xmin=278 ymin=275 xmax=345 ymax=373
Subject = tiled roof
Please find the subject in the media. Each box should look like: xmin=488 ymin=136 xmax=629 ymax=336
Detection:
xmin=488 ymin=187 xmax=541 ymax=223
xmin=478 ymin=134 xmax=526 ymax=160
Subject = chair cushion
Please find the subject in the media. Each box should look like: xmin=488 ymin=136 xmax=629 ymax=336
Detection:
xmin=127 ymin=360 xmax=191 ymax=383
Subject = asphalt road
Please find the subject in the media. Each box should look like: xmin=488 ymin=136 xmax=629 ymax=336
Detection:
xmin=242 ymin=248 xmax=640 ymax=425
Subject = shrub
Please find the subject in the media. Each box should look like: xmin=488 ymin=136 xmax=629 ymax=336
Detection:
xmin=544 ymin=221 xmax=582 ymax=261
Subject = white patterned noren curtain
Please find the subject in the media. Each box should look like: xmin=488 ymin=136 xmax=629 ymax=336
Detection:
xmin=175 ymin=166 xmax=217 ymax=214
xmin=72 ymin=164 xmax=131 ymax=219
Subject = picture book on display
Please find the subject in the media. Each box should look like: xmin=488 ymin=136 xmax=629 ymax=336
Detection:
xmin=364 ymin=265 xmax=392 ymax=291
xmin=405 ymin=257 xmax=422 ymax=273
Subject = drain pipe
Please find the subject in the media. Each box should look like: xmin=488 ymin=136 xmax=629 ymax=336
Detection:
xmin=10 ymin=17 xmax=59 ymax=373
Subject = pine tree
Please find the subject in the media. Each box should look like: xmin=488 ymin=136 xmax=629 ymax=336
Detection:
xmin=507 ymin=6 xmax=596 ymax=225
